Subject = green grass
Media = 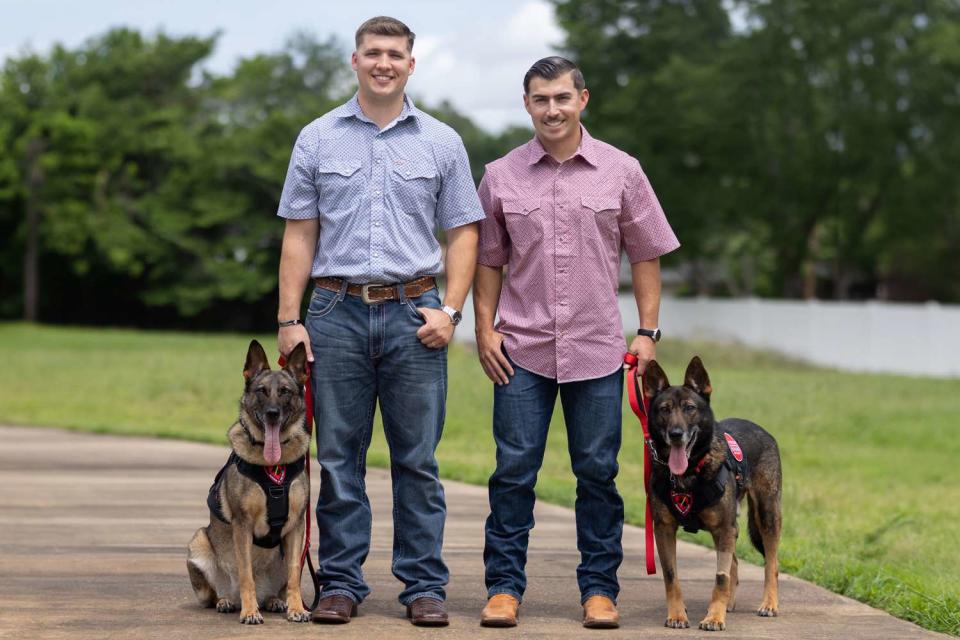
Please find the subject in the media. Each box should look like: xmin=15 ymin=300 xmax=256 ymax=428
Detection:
xmin=1 ymin=322 xmax=958 ymax=636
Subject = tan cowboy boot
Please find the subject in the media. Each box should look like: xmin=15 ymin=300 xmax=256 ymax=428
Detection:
xmin=583 ymin=595 xmax=620 ymax=629
xmin=480 ymin=594 xmax=520 ymax=627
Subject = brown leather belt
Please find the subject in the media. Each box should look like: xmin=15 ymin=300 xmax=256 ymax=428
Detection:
xmin=314 ymin=276 xmax=437 ymax=304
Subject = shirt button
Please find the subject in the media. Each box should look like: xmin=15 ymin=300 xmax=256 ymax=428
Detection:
xmin=374 ymin=221 xmax=381 ymax=227
xmin=375 ymin=190 xmax=381 ymax=195
xmin=373 ymin=252 xmax=379 ymax=257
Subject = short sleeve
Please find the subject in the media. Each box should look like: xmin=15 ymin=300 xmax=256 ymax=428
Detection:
xmin=619 ymin=161 xmax=680 ymax=262
xmin=277 ymin=128 xmax=319 ymax=220
xmin=435 ymin=137 xmax=486 ymax=230
xmin=476 ymin=169 xmax=510 ymax=267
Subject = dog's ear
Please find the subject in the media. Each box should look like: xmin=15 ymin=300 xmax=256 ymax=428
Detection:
xmin=642 ymin=360 xmax=670 ymax=404
xmin=283 ymin=342 xmax=309 ymax=386
xmin=683 ymin=356 xmax=712 ymax=402
xmin=243 ymin=340 xmax=271 ymax=381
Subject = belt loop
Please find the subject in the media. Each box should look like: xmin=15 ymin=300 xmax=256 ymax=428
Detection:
xmin=396 ymin=283 xmax=407 ymax=304
xmin=337 ymin=278 xmax=348 ymax=300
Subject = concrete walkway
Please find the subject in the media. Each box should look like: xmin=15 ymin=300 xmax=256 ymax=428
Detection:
xmin=0 ymin=425 xmax=947 ymax=640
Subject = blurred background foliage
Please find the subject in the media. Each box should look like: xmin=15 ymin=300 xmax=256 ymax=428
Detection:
xmin=2 ymin=0 xmax=959 ymax=329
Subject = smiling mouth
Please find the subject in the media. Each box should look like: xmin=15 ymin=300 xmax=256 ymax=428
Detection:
xmin=667 ymin=426 xmax=699 ymax=475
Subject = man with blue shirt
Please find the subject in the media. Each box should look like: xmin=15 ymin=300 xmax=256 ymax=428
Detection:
xmin=275 ymin=16 xmax=484 ymax=627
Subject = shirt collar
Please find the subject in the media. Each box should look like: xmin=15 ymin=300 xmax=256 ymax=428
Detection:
xmin=527 ymin=125 xmax=598 ymax=167
xmin=336 ymin=93 xmax=421 ymax=127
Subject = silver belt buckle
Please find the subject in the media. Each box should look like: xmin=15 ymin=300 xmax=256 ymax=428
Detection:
xmin=360 ymin=283 xmax=381 ymax=305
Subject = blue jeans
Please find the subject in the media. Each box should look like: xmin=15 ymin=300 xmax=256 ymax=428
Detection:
xmin=306 ymin=282 xmax=448 ymax=605
xmin=484 ymin=359 xmax=624 ymax=603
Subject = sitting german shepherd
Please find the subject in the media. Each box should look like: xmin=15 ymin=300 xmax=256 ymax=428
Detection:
xmin=187 ymin=340 xmax=312 ymax=624
xmin=642 ymin=356 xmax=781 ymax=631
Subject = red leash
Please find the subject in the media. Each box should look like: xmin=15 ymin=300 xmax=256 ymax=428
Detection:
xmin=278 ymin=354 xmax=321 ymax=610
xmin=623 ymin=352 xmax=657 ymax=575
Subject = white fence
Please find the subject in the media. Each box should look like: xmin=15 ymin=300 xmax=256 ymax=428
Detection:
xmin=456 ymin=296 xmax=960 ymax=378
xmin=633 ymin=296 xmax=960 ymax=377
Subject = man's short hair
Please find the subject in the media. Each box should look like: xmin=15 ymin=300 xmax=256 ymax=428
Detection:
xmin=523 ymin=56 xmax=586 ymax=94
xmin=355 ymin=16 xmax=415 ymax=52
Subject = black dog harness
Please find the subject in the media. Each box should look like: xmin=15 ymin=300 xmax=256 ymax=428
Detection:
xmin=207 ymin=452 xmax=306 ymax=549
xmin=652 ymin=432 xmax=748 ymax=534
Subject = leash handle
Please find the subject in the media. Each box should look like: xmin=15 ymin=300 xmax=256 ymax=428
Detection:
xmin=624 ymin=353 xmax=657 ymax=575
xmin=279 ymin=353 xmax=321 ymax=611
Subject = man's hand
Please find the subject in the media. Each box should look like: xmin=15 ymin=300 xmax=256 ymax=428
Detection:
xmin=416 ymin=307 xmax=455 ymax=349
xmin=278 ymin=324 xmax=314 ymax=363
xmin=476 ymin=328 xmax=514 ymax=385
xmin=624 ymin=334 xmax=656 ymax=375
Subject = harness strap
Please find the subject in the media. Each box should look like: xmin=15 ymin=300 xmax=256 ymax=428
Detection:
xmin=206 ymin=454 xmax=306 ymax=549
xmin=651 ymin=433 xmax=749 ymax=534
xmin=623 ymin=352 xmax=657 ymax=576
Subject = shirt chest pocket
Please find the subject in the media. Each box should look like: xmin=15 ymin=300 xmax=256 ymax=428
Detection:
xmin=580 ymin=195 xmax=621 ymax=244
xmin=388 ymin=162 xmax=438 ymax=215
xmin=502 ymin=198 xmax=543 ymax=252
xmin=316 ymin=160 xmax=364 ymax=218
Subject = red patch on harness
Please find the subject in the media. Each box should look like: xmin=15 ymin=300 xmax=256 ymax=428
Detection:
xmin=724 ymin=433 xmax=744 ymax=462
xmin=670 ymin=491 xmax=693 ymax=516
xmin=265 ymin=465 xmax=286 ymax=485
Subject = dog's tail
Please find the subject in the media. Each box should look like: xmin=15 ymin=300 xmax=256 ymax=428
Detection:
xmin=747 ymin=494 xmax=766 ymax=557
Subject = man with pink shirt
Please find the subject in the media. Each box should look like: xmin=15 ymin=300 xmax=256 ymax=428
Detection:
xmin=473 ymin=57 xmax=679 ymax=629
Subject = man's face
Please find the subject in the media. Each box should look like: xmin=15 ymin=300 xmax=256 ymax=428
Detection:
xmin=351 ymin=34 xmax=415 ymax=102
xmin=524 ymin=72 xmax=589 ymax=148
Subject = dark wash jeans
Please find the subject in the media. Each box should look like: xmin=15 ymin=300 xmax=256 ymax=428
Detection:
xmin=306 ymin=282 xmax=448 ymax=605
xmin=484 ymin=358 xmax=625 ymax=603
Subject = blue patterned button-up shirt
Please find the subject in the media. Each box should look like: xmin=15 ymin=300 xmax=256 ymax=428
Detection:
xmin=277 ymin=94 xmax=485 ymax=283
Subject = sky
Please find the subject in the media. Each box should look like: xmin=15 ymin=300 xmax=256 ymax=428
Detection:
xmin=0 ymin=0 xmax=566 ymax=132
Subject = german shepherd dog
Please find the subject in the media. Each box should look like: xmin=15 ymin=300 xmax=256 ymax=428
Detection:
xmin=642 ymin=356 xmax=781 ymax=631
xmin=187 ymin=340 xmax=312 ymax=624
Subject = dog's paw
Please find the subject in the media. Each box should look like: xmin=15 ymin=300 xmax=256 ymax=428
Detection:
xmin=665 ymin=616 xmax=690 ymax=629
xmin=239 ymin=609 xmax=264 ymax=625
xmin=264 ymin=596 xmax=287 ymax=613
xmin=286 ymin=607 xmax=311 ymax=622
xmin=215 ymin=598 xmax=236 ymax=613
xmin=698 ymin=616 xmax=726 ymax=631
xmin=757 ymin=605 xmax=779 ymax=617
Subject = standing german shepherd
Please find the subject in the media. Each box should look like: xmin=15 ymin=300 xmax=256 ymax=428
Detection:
xmin=642 ymin=356 xmax=781 ymax=631
xmin=187 ymin=340 xmax=312 ymax=624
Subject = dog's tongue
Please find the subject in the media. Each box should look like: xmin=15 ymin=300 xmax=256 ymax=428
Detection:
xmin=263 ymin=424 xmax=282 ymax=465
xmin=669 ymin=445 xmax=689 ymax=475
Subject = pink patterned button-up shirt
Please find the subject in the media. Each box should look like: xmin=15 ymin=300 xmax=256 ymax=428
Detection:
xmin=477 ymin=128 xmax=680 ymax=383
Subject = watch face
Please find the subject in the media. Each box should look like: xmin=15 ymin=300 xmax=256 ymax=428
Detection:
xmin=452 ymin=310 xmax=462 ymax=325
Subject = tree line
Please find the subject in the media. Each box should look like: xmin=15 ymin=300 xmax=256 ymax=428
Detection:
xmin=2 ymin=1 xmax=958 ymax=330
xmin=557 ymin=0 xmax=960 ymax=301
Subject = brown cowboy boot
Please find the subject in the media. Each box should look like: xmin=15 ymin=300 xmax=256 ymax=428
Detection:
xmin=310 ymin=594 xmax=357 ymax=624
xmin=583 ymin=595 xmax=620 ymax=629
xmin=480 ymin=594 xmax=520 ymax=627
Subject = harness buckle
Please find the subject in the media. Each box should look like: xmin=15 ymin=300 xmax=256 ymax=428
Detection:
xmin=268 ymin=485 xmax=285 ymax=499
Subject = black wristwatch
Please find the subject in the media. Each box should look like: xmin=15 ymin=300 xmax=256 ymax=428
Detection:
xmin=278 ymin=319 xmax=302 ymax=328
xmin=637 ymin=327 xmax=662 ymax=343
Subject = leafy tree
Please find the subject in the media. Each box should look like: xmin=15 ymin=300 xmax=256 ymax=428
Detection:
xmin=551 ymin=0 xmax=960 ymax=300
